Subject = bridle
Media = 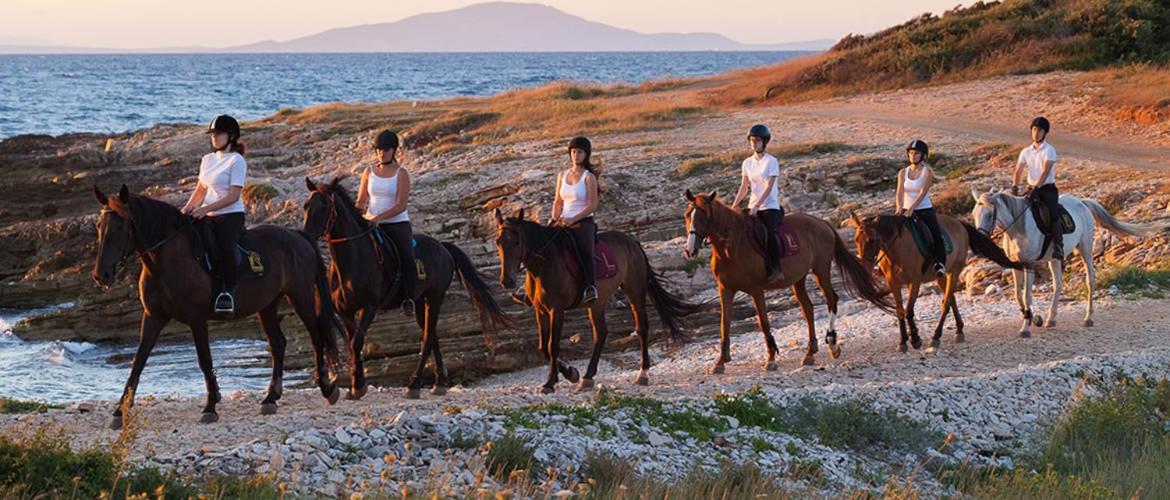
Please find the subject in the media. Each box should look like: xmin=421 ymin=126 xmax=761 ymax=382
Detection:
xmin=315 ymin=190 xmax=383 ymax=264
xmin=98 ymin=207 xmax=187 ymax=277
xmin=977 ymin=194 xmax=1028 ymax=240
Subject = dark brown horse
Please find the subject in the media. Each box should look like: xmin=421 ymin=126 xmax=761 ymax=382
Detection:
xmin=303 ymin=177 xmax=510 ymax=399
xmin=848 ymin=213 xmax=1022 ymax=352
xmin=92 ymin=185 xmax=341 ymax=430
xmin=683 ymin=189 xmax=893 ymax=372
xmin=494 ymin=208 xmax=701 ymax=393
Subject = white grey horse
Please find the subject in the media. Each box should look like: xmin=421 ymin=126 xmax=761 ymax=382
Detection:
xmin=971 ymin=189 xmax=1164 ymax=336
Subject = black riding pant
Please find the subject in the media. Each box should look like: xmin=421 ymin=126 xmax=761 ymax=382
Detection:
xmin=567 ymin=217 xmax=597 ymax=288
xmin=913 ymin=207 xmax=947 ymax=269
xmin=207 ymin=213 xmax=245 ymax=290
xmin=758 ymin=208 xmax=785 ymax=276
xmin=1030 ymin=183 xmax=1062 ymax=256
xmin=380 ymin=221 xmax=418 ymax=305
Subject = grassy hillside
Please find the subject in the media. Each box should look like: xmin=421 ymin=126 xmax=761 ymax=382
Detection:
xmin=706 ymin=0 xmax=1170 ymax=105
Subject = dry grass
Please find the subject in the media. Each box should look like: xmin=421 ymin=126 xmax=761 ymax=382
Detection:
xmin=1084 ymin=65 xmax=1170 ymax=124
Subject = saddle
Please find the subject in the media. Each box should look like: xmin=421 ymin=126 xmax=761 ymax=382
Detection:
xmin=193 ymin=224 xmax=267 ymax=280
xmin=564 ymin=238 xmax=619 ymax=281
xmin=372 ymin=229 xmax=428 ymax=283
xmin=747 ymin=218 xmax=801 ymax=260
xmin=1030 ymin=200 xmax=1076 ymax=235
xmin=906 ymin=216 xmax=953 ymax=258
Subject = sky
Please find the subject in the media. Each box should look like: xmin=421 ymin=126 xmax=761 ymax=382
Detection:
xmin=0 ymin=0 xmax=970 ymax=49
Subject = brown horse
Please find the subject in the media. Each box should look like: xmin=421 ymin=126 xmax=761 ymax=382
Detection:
xmin=494 ymin=208 xmax=701 ymax=393
xmin=848 ymin=213 xmax=1023 ymax=352
xmin=683 ymin=189 xmax=893 ymax=372
xmin=92 ymin=185 xmax=341 ymax=430
xmin=303 ymin=177 xmax=511 ymax=399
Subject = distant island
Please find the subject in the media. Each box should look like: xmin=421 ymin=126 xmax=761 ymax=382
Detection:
xmin=0 ymin=2 xmax=833 ymax=54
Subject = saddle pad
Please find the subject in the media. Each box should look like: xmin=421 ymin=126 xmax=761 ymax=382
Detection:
xmin=747 ymin=221 xmax=801 ymax=259
xmin=1031 ymin=203 xmax=1076 ymax=234
xmin=909 ymin=220 xmax=953 ymax=258
xmin=193 ymin=230 xmax=267 ymax=280
xmin=564 ymin=240 xmax=619 ymax=280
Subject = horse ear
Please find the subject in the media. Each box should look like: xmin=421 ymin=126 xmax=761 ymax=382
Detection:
xmin=684 ymin=189 xmax=695 ymax=202
xmin=306 ymin=177 xmax=318 ymax=192
xmin=970 ymin=189 xmax=981 ymax=203
xmin=707 ymin=189 xmax=718 ymax=200
xmin=848 ymin=211 xmax=862 ymax=227
xmin=93 ymin=185 xmax=108 ymax=205
xmin=118 ymin=184 xmax=130 ymax=203
xmin=494 ymin=208 xmax=504 ymax=224
xmin=516 ymin=207 xmax=525 ymax=221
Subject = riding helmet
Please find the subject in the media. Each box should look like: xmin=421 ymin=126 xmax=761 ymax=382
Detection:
xmin=568 ymin=136 xmax=592 ymax=155
xmin=747 ymin=124 xmax=771 ymax=141
xmin=374 ymin=130 xmax=400 ymax=151
xmin=1030 ymin=116 xmax=1050 ymax=134
xmin=207 ymin=115 xmax=241 ymax=141
xmin=906 ymin=139 xmax=929 ymax=158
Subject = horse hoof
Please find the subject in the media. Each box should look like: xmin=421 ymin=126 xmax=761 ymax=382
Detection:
xmin=801 ymin=355 xmax=815 ymax=366
xmin=1084 ymin=319 xmax=1094 ymax=328
xmin=577 ymin=379 xmax=596 ymax=391
xmin=109 ymin=416 xmax=123 ymax=431
xmin=828 ymin=344 xmax=842 ymax=360
xmin=1019 ymin=330 xmax=1031 ymax=338
xmin=346 ymin=385 xmax=368 ymax=401
xmin=1032 ymin=316 xmax=1043 ymax=327
xmin=955 ymin=334 xmax=966 ymax=343
xmin=199 ymin=412 xmax=219 ymax=424
xmin=707 ymin=363 xmax=725 ymax=375
xmin=764 ymin=362 xmax=778 ymax=372
xmin=897 ymin=344 xmax=908 ymax=354
xmin=259 ymin=403 xmax=278 ymax=416
xmin=538 ymin=385 xmax=555 ymax=395
xmin=565 ymin=367 xmax=581 ymax=384
xmin=910 ymin=338 xmax=922 ymax=350
xmin=431 ymin=385 xmax=448 ymax=396
xmin=1045 ymin=319 xmax=1057 ymax=329
xmin=930 ymin=339 xmax=941 ymax=350
xmin=404 ymin=388 xmax=422 ymax=399
xmin=326 ymin=386 xmax=341 ymax=405
xmin=634 ymin=371 xmax=650 ymax=386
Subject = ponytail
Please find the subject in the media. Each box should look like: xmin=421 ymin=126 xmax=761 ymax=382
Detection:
xmin=583 ymin=156 xmax=604 ymax=194
xmin=231 ymin=140 xmax=247 ymax=157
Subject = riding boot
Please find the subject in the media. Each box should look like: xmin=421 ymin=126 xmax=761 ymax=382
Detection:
xmin=766 ymin=235 xmax=784 ymax=283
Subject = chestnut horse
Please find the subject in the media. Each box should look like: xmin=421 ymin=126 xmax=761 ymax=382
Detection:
xmin=494 ymin=207 xmax=701 ymax=394
xmin=683 ymin=189 xmax=893 ymax=372
xmin=92 ymin=185 xmax=341 ymax=430
xmin=848 ymin=213 xmax=1022 ymax=352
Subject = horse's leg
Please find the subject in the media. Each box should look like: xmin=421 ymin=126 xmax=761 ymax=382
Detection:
xmin=539 ymin=309 xmax=563 ymax=394
xmin=257 ymin=302 xmax=286 ymax=415
xmin=793 ymin=280 xmax=818 ymax=367
xmin=111 ymin=312 xmax=168 ymax=430
xmin=929 ymin=275 xmax=956 ymax=351
xmin=292 ymin=296 xmax=340 ymax=404
xmin=581 ymin=306 xmax=608 ymax=388
xmin=622 ymin=278 xmax=652 ymax=389
xmin=190 ymin=321 xmax=221 ymax=424
xmin=404 ymin=302 xmax=433 ymax=399
xmin=951 ymin=289 xmax=965 ymax=343
xmin=906 ymin=282 xmax=922 ymax=350
xmin=1046 ymin=259 xmax=1062 ymax=328
xmin=427 ymin=296 xmax=453 ymax=396
xmin=1082 ymin=237 xmax=1096 ymax=327
xmin=346 ymin=307 xmax=374 ymax=400
xmin=812 ymin=267 xmax=841 ymax=359
xmin=708 ymin=285 xmax=735 ymax=375
xmin=891 ymin=281 xmax=909 ymax=353
xmin=1012 ymin=268 xmax=1032 ymax=337
xmin=749 ymin=290 xmax=779 ymax=371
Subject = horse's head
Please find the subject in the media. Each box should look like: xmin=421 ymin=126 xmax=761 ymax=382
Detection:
xmin=302 ymin=177 xmax=333 ymax=240
xmin=493 ymin=206 xmax=528 ymax=290
xmin=92 ymin=184 xmax=134 ymax=287
xmin=683 ymin=189 xmax=718 ymax=258
xmin=846 ymin=212 xmax=883 ymax=266
xmin=970 ymin=188 xmax=999 ymax=236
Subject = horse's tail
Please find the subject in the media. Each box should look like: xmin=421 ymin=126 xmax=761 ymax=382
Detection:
xmin=442 ymin=242 xmax=511 ymax=347
xmin=298 ymin=230 xmax=341 ymax=367
xmin=1082 ymin=199 xmax=1167 ymax=240
xmin=962 ymin=222 xmax=1024 ymax=270
xmin=641 ymin=245 xmax=704 ymax=344
xmin=831 ymin=229 xmax=895 ymax=314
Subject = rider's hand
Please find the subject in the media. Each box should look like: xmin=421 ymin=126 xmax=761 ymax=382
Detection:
xmin=191 ymin=206 xmax=209 ymax=219
xmin=362 ymin=212 xmax=377 ymax=222
xmin=748 ymin=207 xmax=758 ymax=216
xmin=1010 ymin=185 xmax=1020 ymax=196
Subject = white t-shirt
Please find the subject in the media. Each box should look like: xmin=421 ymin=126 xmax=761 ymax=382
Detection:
xmin=1018 ymin=142 xmax=1057 ymax=187
xmin=198 ymin=151 xmax=246 ymax=216
xmin=741 ymin=153 xmax=781 ymax=210
xmin=559 ymin=170 xmax=593 ymax=220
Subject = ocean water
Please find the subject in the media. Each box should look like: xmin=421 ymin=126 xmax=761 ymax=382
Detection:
xmin=0 ymin=51 xmax=803 ymax=139
xmin=0 ymin=304 xmax=306 ymax=403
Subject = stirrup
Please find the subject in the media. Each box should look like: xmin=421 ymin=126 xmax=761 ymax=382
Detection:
xmin=582 ymin=285 xmax=599 ymax=304
xmin=510 ymin=287 xmax=531 ymax=306
xmin=401 ymin=298 xmax=416 ymax=317
xmin=213 ymin=292 xmax=235 ymax=314
xmin=766 ymin=269 xmax=783 ymax=283
xmin=932 ymin=262 xmax=946 ymax=278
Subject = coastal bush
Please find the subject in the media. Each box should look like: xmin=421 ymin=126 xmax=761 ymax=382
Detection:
xmin=485 ymin=433 xmax=537 ymax=479
xmin=1096 ymin=261 xmax=1170 ymax=297
xmin=0 ymin=398 xmax=60 ymax=414
xmin=582 ymin=455 xmax=797 ymax=499
xmin=241 ymin=183 xmax=279 ymax=208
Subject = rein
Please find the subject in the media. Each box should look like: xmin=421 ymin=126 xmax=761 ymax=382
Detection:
xmin=101 ymin=207 xmax=188 ymax=274
xmin=320 ymin=191 xmax=384 ymax=265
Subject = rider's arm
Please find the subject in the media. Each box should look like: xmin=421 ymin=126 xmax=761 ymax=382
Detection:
xmin=371 ymin=169 xmax=411 ymax=223
xmin=355 ymin=170 xmax=370 ymax=212
xmin=731 ymin=173 xmax=750 ymax=208
xmin=181 ymin=184 xmax=207 ymax=214
xmin=906 ymin=168 xmax=934 ymax=212
xmin=751 ymin=176 xmax=777 ymax=211
xmin=564 ymin=172 xmax=599 ymax=226
xmin=551 ymin=173 xmax=564 ymax=224
xmin=1012 ymin=151 xmax=1027 ymax=189
xmin=1036 ymin=158 xmax=1056 ymax=188
xmin=894 ymin=168 xmax=905 ymax=214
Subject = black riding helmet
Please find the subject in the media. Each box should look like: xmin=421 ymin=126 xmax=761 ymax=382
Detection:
xmin=906 ymin=139 xmax=929 ymax=158
xmin=748 ymin=124 xmax=771 ymax=142
xmin=207 ymin=115 xmax=241 ymax=142
xmin=374 ymin=130 xmax=400 ymax=151
xmin=568 ymin=136 xmax=592 ymax=155
xmin=1030 ymin=116 xmax=1050 ymax=134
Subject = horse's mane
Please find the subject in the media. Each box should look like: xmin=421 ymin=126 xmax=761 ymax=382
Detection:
xmin=703 ymin=196 xmax=745 ymax=232
xmin=322 ymin=176 xmax=370 ymax=229
xmin=869 ymin=215 xmax=907 ymax=243
xmin=506 ymin=217 xmax=571 ymax=254
xmin=126 ymin=195 xmax=191 ymax=245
